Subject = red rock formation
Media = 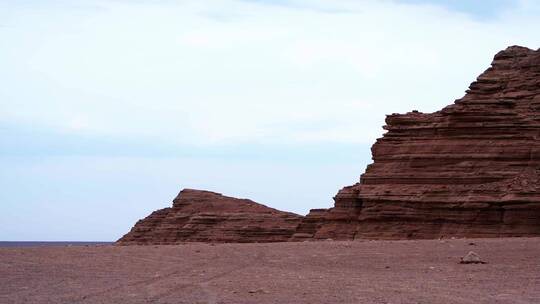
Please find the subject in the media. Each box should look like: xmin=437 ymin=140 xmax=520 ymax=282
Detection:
xmin=120 ymin=46 xmax=540 ymax=244
xmin=117 ymin=189 xmax=302 ymax=244
xmin=292 ymin=46 xmax=540 ymax=240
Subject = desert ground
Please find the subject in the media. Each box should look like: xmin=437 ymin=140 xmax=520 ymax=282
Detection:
xmin=1 ymin=238 xmax=539 ymax=304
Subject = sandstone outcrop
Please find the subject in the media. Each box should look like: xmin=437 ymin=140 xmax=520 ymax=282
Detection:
xmin=117 ymin=189 xmax=302 ymax=244
xmin=292 ymin=45 xmax=540 ymax=240
xmin=120 ymin=46 xmax=540 ymax=244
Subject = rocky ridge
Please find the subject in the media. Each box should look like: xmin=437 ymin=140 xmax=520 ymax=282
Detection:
xmin=117 ymin=189 xmax=302 ymax=244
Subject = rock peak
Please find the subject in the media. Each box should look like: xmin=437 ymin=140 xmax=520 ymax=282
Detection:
xmin=493 ymin=45 xmax=539 ymax=61
xmin=179 ymin=188 xmax=222 ymax=195
xmin=502 ymin=45 xmax=535 ymax=53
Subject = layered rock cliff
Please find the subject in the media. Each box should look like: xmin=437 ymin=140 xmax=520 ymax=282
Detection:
xmin=119 ymin=46 xmax=540 ymax=244
xmin=117 ymin=189 xmax=302 ymax=244
xmin=292 ymin=45 xmax=540 ymax=240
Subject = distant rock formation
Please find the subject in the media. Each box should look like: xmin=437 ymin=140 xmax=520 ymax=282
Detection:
xmin=292 ymin=45 xmax=540 ymax=240
xmin=117 ymin=189 xmax=302 ymax=245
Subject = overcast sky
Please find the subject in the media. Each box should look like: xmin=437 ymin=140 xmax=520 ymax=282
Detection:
xmin=1 ymin=0 xmax=539 ymax=241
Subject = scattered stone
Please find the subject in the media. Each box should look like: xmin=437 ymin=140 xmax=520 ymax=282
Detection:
xmin=248 ymin=288 xmax=269 ymax=294
xmin=460 ymin=251 xmax=487 ymax=264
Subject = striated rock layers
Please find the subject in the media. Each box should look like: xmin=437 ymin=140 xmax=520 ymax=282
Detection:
xmin=292 ymin=45 xmax=540 ymax=240
xmin=117 ymin=189 xmax=302 ymax=244
xmin=119 ymin=46 xmax=540 ymax=244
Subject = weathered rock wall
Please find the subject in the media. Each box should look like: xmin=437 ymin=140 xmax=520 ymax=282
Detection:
xmin=293 ymin=46 xmax=540 ymax=240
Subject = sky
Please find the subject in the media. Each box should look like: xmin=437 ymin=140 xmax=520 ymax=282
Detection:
xmin=1 ymin=0 xmax=539 ymax=241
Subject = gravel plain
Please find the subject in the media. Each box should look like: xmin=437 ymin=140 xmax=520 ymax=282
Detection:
xmin=1 ymin=238 xmax=539 ymax=304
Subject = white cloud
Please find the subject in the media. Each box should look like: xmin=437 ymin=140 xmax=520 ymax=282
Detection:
xmin=0 ymin=0 xmax=539 ymax=146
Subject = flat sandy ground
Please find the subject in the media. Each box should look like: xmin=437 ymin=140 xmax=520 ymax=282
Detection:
xmin=1 ymin=238 xmax=539 ymax=304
